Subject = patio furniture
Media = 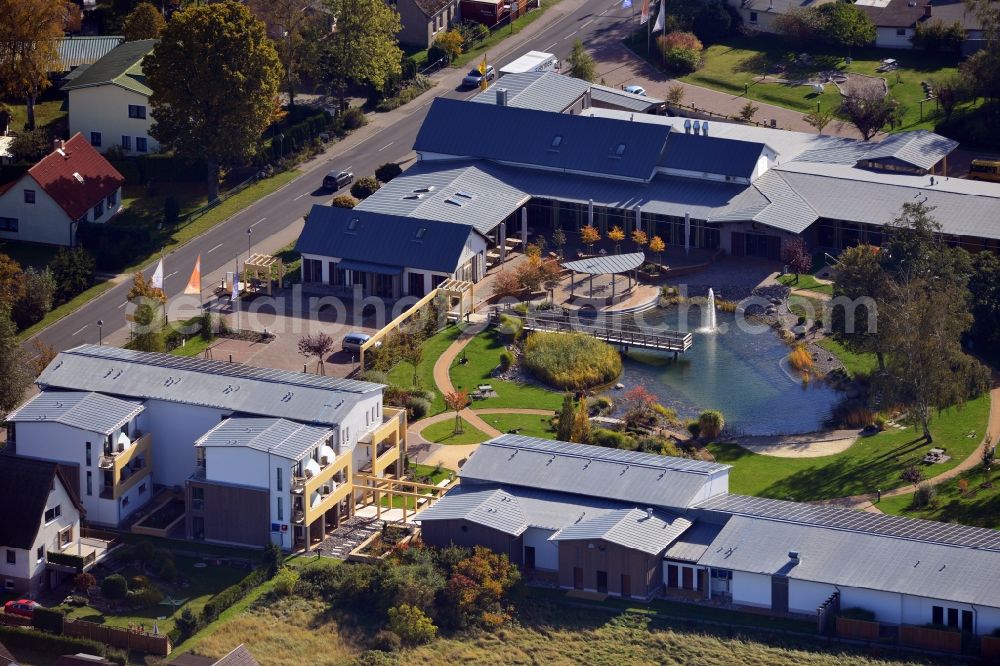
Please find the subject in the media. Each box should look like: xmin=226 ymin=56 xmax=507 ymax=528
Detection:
xmin=922 ymin=448 xmax=946 ymax=464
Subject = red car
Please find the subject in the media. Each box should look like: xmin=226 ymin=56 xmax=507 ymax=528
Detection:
xmin=4 ymin=599 xmax=40 ymax=618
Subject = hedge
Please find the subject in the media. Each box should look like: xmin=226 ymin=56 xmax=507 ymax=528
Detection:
xmin=106 ymin=154 xmax=208 ymax=186
xmin=46 ymin=550 xmax=86 ymax=572
xmin=261 ymin=111 xmax=334 ymax=162
xmin=0 ymin=625 xmax=105 ymax=656
xmin=32 ymin=607 xmax=65 ymax=634
xmin=0 ymin=162 xmax=31 ymax=184
xmin=201 ymin=567 xmax=267 ymax=624
xmin=77 ymin=222 xmax=155 ymax=272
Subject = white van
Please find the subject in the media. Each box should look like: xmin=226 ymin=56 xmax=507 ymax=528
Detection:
xmin=499 ymin=51 xmax=558 ymax=76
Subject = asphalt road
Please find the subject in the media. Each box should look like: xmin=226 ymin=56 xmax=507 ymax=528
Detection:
xmin=33 ymin=0 xmax=637 ymax=353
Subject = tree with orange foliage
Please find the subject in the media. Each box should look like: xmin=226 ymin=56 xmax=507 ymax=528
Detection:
xmin=649 ymin=235 xmax=666 ymax=269
xmin=580 ymin=225 xmax=600 ymax=255
xmin=631 ymin=229 xmax=648 ymax=252
xmin=608 ymin=225 xmax=625 ymax=254
xmin=491 ymin=269 xmax=521 ymax=299
xmin=445 ymin=390 xmax=469 ymax=434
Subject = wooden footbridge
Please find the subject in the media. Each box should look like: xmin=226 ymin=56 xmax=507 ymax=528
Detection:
xmin=491 ymin=310 xmax=693 ymax=354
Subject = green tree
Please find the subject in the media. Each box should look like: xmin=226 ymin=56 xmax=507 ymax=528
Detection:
xmin=569 ymin=397 xmax=590 ymax=443
xmin=121 ymin=2 xmax=165 ymax=41
xmin=0 ymin=0 xmax=64 ymax=129
xmin=930 ymin=75 xmax=967 ymax=119
xmin=0 ymin=254 xmax=25 ymax=310
xmin=969 ymin=250 xmax=1000 ymax=349
xmin=429 ymin=30 xmax=463 ymax=64
xmin=350 ymin=176 xmax=381 ymax=199
xmin=803 ymin=107 xmax=834 ymax=134
xmin=773 ymin=8 xmax=822 ymax=48
xmin=320 ymin=0 xmax=402 ymax=106
xmin=9 ymin=129 xmax=52 ymax=162
xmin=738 ymin=100 xmax=759 ymax=122
xmin=388 ymin=604 xmax=437 ymax=645
xmin=556 ymin=394 xmax=575 ymax=441
xmin=12 ymin=267 xmax=56 ymax=329
xmin=175 ymin=607 xmax=199 ymax=640
xmin=248 ymin=0 xmax=326 ymax=108
xmin=375 ymin=162 xmax=402 ymax=182
xmin=815 ymin=3 xmax=875 ymax=56
xmin=552 ymin=226 xmax=567 ymax=259
xmin=144 ymin=1 xmax=282 ymax=200
xmin=840 ymin=89 xmax=897 ymax=140
xmin=0 ymin=307 xmax=30 ymax=419
xmin=567 ymin=40 xmax=596 ymax=82
xmin=101 ymin=574 xmax=129 ymax=600
xmin=50 ymin=247 xmax=95 ymax=303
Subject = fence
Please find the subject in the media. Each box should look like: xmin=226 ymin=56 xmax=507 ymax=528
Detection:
xmin=982 ymin=635 xmax=1000 ymax=659
xmin=835 ymin=616 xmax=879 ymax=641
xmin=64 ymin=619 xmax=171 ymax=656
xmin=184 ymin=173 xmax=260 ymax=225
xmin=898 ymin=625 xmax=962 ymax=654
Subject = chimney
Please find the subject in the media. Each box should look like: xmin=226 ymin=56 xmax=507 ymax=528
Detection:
xmin=684 ymin=118 xmax=692 ymax=134
xmin=645 ymin=507 xmax=654 ymax=519
xmin=702 ymin=121 xmax=709 ymax=136
xmin=495 ymin=88 xmax=508 ymax=106
xmin=788 ymin=551 xmax=801 ymax=563
xmin=924 ymin=3 xmax=932 ymax=17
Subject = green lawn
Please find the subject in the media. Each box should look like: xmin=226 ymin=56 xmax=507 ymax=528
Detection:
xmin=777 ymin=273 xmax=833 ymax=295
xmin=480 ymin=412 xmax=557 ymax=439
xmin=380 ymin=463 xmax=455 ymax=508
xmin=877 ymin=468 xmax=1000 ymax=529
xmin=0 ymin=241 xmax=60 ymax=269
xmin=449 ymin=329 xmax=564 ymax=412
xmin=629 ymin=34 xmax=976 ymax=132
xmin=817 ymin=337 xmax=879 ymax=378
xmin=708 ymin=394 xmax=990 ymax=501
xmin=6 ymin=97 xmax=67 ymax=133
xmin=420 ymin=416 xmax=490 ymax=444
xmin=387 ymin=325 xmax=465 ymax=415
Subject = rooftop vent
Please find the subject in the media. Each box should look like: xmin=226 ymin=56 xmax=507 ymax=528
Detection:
xmin=402 ymin=194 xmax=424 ymax=200
xmin=788 ymin=551 xmax=800 ymax=562
xmin=444 ymin=198 xmax=461 ymax=206
xmin=455 ymin=191 xmax=473 ymax=199
xmin=413 ymin=186 xmax=436 ymax=193
xmin=693 ymin=120 xmax=701 ymax=134
xmin=645 ymin=507 xmax=654 ymax=519
xmin=496 ymin=88 xmax=509 ymax=106
xmin=684 ymin=118 xmax=692 ymax=134
xmin=702 ymin=121 xmax=709 ymax=136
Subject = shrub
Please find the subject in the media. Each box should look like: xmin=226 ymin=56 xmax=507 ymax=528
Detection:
xmin=104 ymin=647 xmax=128 ymax=666
xmin=341 ymin=107 xmax=368 ymax=131
xmin=373 ymin=629 xmax=403 ymax=652
xmin=686 ymin=420 xmax=701 ymax=438
xmin=429 ymin=30 xmax=463 ymax=64
xmin=157 ymin=557 xmax=177 ymax=583
xmin=175 ymin=607 xmax=199 ymax=641
xmin=73 ymin=572 xmax=96 ymax=594
xmin=101 ymin=574 xmax=128 ymax=600
xmin=663 ymin=48 xmax=700 ymax=74
xmin=375 ymin=162 xmax=403 ymax=183
xmin=201 ymin=568 xmax=266 ymax=624
xmin=698 ymin=410 xmax=725 ymax=440
xmin=351 ymin=176 xmax=381 ymax=200
xmin=788 ymin=345 xmax=814 ymax=373
xmin=0 ymin=626 xmax=105 ymax=657
xmin=388 ymin=604 xmax=437 ymax=645
xmin=128 ymin=575 xmax=150 ymax=590
xmin=331 ymin=194 xmax=359 ymax=208
xmin=522 ymin=331 xmax=622 ymax=390
xmin=32 ymin=607 xmax=65 ymax=634
xmin=663 ymin=30 xmax=703 ymax=51
xmin=50 ymin=247 xmax=95 ymax=303
xmin=263 ymin=543 xmax=283 ymax=578
xmin=356 ymin=650 xmax=400 ymax=666
xmin=913 ymin=481 xmax=937 ymax=508
xmin=900 ymin=463 xmax=924 ymax=486
xmin=498 ymin=350 xmax=514 ymax=372
xmin=590 ymin=428 xmax=631 ymax=449
xmin=273 ymin=567 xmax=299 ymax=597
xmin=128 ymin=585 xmax=164 ymax=606
xmin=164 ymin=196 xmax=180 ymax=224
xmin=406 ymin=396 xmax=431 ymax=420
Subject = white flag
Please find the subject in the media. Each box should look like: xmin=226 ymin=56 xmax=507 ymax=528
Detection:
xmin=230 ymin=258 xmax=239 ymax=302
xmin=653 ymin=1 xmax=665 ymax=31
xmin=151 ymin=258 xmax=164 ymax=289
xmin=622 ymin=0 xmax=632 ymax=7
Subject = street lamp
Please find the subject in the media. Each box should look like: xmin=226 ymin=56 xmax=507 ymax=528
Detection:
xmin=97 ymin=319 xmax=104 ymax=345
xmin=247 ymin=228 xmax=253 ymax=259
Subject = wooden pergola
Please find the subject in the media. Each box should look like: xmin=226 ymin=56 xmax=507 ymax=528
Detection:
xmin=438 ymin=278 xmax=475 ymax=320
xmin=243 ymin=253 xmax=283 ymax=296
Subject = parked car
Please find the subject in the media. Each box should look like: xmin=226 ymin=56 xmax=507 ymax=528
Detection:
xmin=462 ymin=65 xmax=496 ymax=88
xmin=342 ymin=332 xmax=381 ymax=353
xmin=624 ymin=85 xmax=647 ymax=97
xmin=4 ymin=600 xmax=40 ymax=618
xmin=323 ymin=170 xmax=354 ymax=191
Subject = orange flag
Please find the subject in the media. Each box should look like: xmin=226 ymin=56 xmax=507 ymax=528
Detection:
xmin=184 ymin=255 xmax=201 ymax=296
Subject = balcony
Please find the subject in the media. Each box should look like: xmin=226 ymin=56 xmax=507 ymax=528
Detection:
xmin=98 ymin=432 xmax=152 ymax=475
xmin=99 ymin=446 xmax=152 ymax=500
xmin=303 ymin=469 xmax=351 ymax=525
xmin=46 ymin=529 xmax=119 ymax=573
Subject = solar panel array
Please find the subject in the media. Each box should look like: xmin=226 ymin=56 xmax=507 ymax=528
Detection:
xmin=71 ymin=344 xmax=382 ymax=393
xmin=698 ymin=494 xmax=1000 ymax=552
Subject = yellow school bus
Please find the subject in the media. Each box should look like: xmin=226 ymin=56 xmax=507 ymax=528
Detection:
xmin=968 ymin=159 xmax=1000 ymax=183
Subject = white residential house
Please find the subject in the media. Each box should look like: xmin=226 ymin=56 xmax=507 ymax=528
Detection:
xmin=0 ymin=134 xmax=124 ymax=246
xmin=0 ymin=458 xmax=84 ymax=596
xmin=62 ymin=39 xmax=159 ymax=156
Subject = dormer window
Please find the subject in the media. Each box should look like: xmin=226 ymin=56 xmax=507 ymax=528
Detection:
xmin=346 ymin=217 xmax=359 ymax=231
xmin=614 ymin=143 xmax=626 ymax=156
xmin=551 ymin=135 xmax=563 ymax=148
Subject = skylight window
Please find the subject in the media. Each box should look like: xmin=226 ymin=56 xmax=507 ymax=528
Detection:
xmin=551 ymin=135 xmax=563 ymax=148
xmin=455 ymin=191 xmax=473 ymax=199
xmin=414 ymin=227 xmax=428 ymax=240
xmin=444 ymin=198 xmax=462 ymax=206
xmin=72 ymin=172 xmax=84 ymax=184
xmin=403 ymin=194 xmax=425 ymax=200
xmin=346 ymin=218 xmax=359 ymax=231
xmin=614 ymin=143 xmax=626 ymax=156
xmin=413 ymin=186 xmax=436 ymax=193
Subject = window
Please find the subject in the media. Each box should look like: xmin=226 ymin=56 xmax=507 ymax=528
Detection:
xmin=86 ymin=471 xmax=92 ymax=496
xmin=551 ymin=135 xmax=563 ymax=148
xmin=121 ymin=135 xmax=131 ymax=151
xmin=5 ymin=423 xmax=13 ymax=446
xmin=94 ymin=201 xmax=104 ymax=218
xmin=121 ymin=495 xmax=129 ymax=507
xmin=896 ymin=28 xmax=906 ymax=36
xmin=277 ymin=496 xmax=284 ymax=521
xmin=5 ymin=550 xmax=14 ymax=565
xmin=614 ymin=143 xmax=626 ymax=156
xmin=932 ymin=606 xmax=944 ymax=625
xmin=44 ymin=505 xmax=61 ymax=523
xmin=0 ymin=217 xmax=18 ymax=232
xmin=86 ymin=442 xmax=92 ymax=466
xmin=136 ymin=137 xmax=148 ymax=153
xmin=414 ymin=227 xmax=427 ymax=240
xmin=107 ymin=190 xmax=117 ymax=208
xmin=23 ymin=189 xmax=35 ymax=204
xmin=346 ymin=217 xmax=359 ymax=231
xmin=138 ymin=482 xmax=146 ymax=495
xmin=90 ymin=132 xmax=102 ymax=147
xmin=276 ymin=468 xmax=283 ymax=491
xmin=128 ymin=104 xmax=147 ymax=119
xmin=36 ymin=546 xmax=44 ymax=563
xmin=962 ymin=610 xmax=974 ymax=632
xmin=749 ymin=11 xmax=758 ymax=22
xmin=947 ymin=608 xmax=959 ymax=628
xmin=59 ymin=526 xmax=72 ymax=548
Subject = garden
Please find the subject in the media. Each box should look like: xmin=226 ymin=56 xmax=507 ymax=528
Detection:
xmin=877 ymin=465 xmax=1000 ymax=529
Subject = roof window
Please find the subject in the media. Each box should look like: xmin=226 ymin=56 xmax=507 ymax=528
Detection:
xmin=414 ymin=227 xmax=428 ymax=240
xmin=455 ymin=191 xmax=473 ymax=199
xmin=403 ymin=194 xmax=425 ymax=200
xmin=72 ymin=172 xmax=84 ymax=183
xmin=413 ymin=186 xmax=436 ymax=193
xmin=346 ymin=218 xmax=359 ymax=231
xmin=614 ymin=143 xmax=626 ymax=157
xmin=551 ymin=135 xmax=563 ymax=148
xmin=444 ymin=198 xmax=462 ymax=206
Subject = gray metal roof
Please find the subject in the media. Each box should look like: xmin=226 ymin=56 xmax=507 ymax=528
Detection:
xmin=8 ymin=390 xmax=144 ymax=435
xmin=698 ymin=515 xmax=1000 ymax=608
xmin=562 ymin=252 xmax=645 ymax=274
xmin=663 ymin=521 xmax=723 ymax=562
xmin=195 ymin=417 xmax=333 ymax=461
xmin=660 ymin=132 xmax=766 ymax=180
xmin=414 ymin=98 xmax=670 ymax=182
xmin=697 ymin=494 xmax=1000 ymax=551
xmin=551 ymin=507 xmax=692 ymax=555
xmin=296 ymin=204 xmax=480 ymax=273
xmin=589 ymin=84 xmax=663 ymax=113
xmin=459 ymin=435 xmax=728 ymax=510
xmin=472 ymin=71 xmax=590 ymax=113
xmin=416 ymin=487 xmax=528 ymax=535
xmin=794 ymin=130 xmax=958 ymax=172
xmin=36 ymin=345 xmax=381 ymax=427
xmin=57 ymin=36 xmax=124 ymax=71
xmin=746 ymin=170 xmax=818 ymax=233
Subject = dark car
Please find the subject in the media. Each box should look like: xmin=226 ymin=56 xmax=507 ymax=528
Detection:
xmin=4 ymin=599 xmax=40 ymax=618
xmin=323 ymin=170 xmax=354 ymax=191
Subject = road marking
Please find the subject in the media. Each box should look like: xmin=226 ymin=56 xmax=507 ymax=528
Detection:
xmin=118 ymin=301 xmax=128 ymax=309
xmin=293 ymin=193 xmax=306 ymax=201
xmin=344 ymin=165 xmax=352 ymax=171
xmin=166 ymin=271 xmax=178 ymax=279
xmin=377 ymin=141 xmax=394 ymax=152
xmin=207 ymin=242 xmax=224 ymax=254
xmin=250 ymin=217 xmax=266 ymax=228
xmin=564 ymin=30 xmax=579 ymax=39
xmin=545 ymin=42 xmax=557 ymax=50
xmin=72 ymin=325 xmax=88 ymax=336
xmin=581 ymin=18 xmax=594 ymax=27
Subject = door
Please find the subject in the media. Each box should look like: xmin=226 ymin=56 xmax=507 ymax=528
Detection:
xmin=667 ymin=564 xmax=678 ymax=589
xmin=731 ymin=232 xmax=745 ymax=257
xmin=573 ymin=567 xmax=583 ymax=590
xmin=524 ymin=546 xmax=535 ymax=571
xmin=621 ymin=574 xmax=631 ymax=599
xmin=681 ymin=567 xmax=694 ymax=591
xmin=771 ymin=576 xmax=789 ymax=613
xmin=962 ymin=610 xmax=974 ymax=633
xmin=596 ymin=570 xmax=608 ymax=594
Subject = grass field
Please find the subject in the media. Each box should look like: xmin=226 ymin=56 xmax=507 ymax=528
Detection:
xmin=816 ymin=337 xmax=879 ymax=378
xmin=479 ymin=412 xmax=557 ymax=438
xmin=381 ymin=463 xmax=454 ymax=508
xmin=777 ymin=273 xmax=833 ymax=295
xmin=420 ymin=416 xmax=490 ymax=444
xmin=708 ymin=394 xmax=990 ymax=500
xmin=877 ymin=467 xmax=1000 ymax=529
xmin=449 ymin=329 xmax=565 ymax=412
xmin=6 ymin=96 xmax=67 ymax=133
xmin=387 ymin=325 xmax=465 ymax=415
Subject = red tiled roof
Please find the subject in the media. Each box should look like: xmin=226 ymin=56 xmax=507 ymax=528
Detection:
xmin=28 ymin=133 xmax=125 ymax=220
